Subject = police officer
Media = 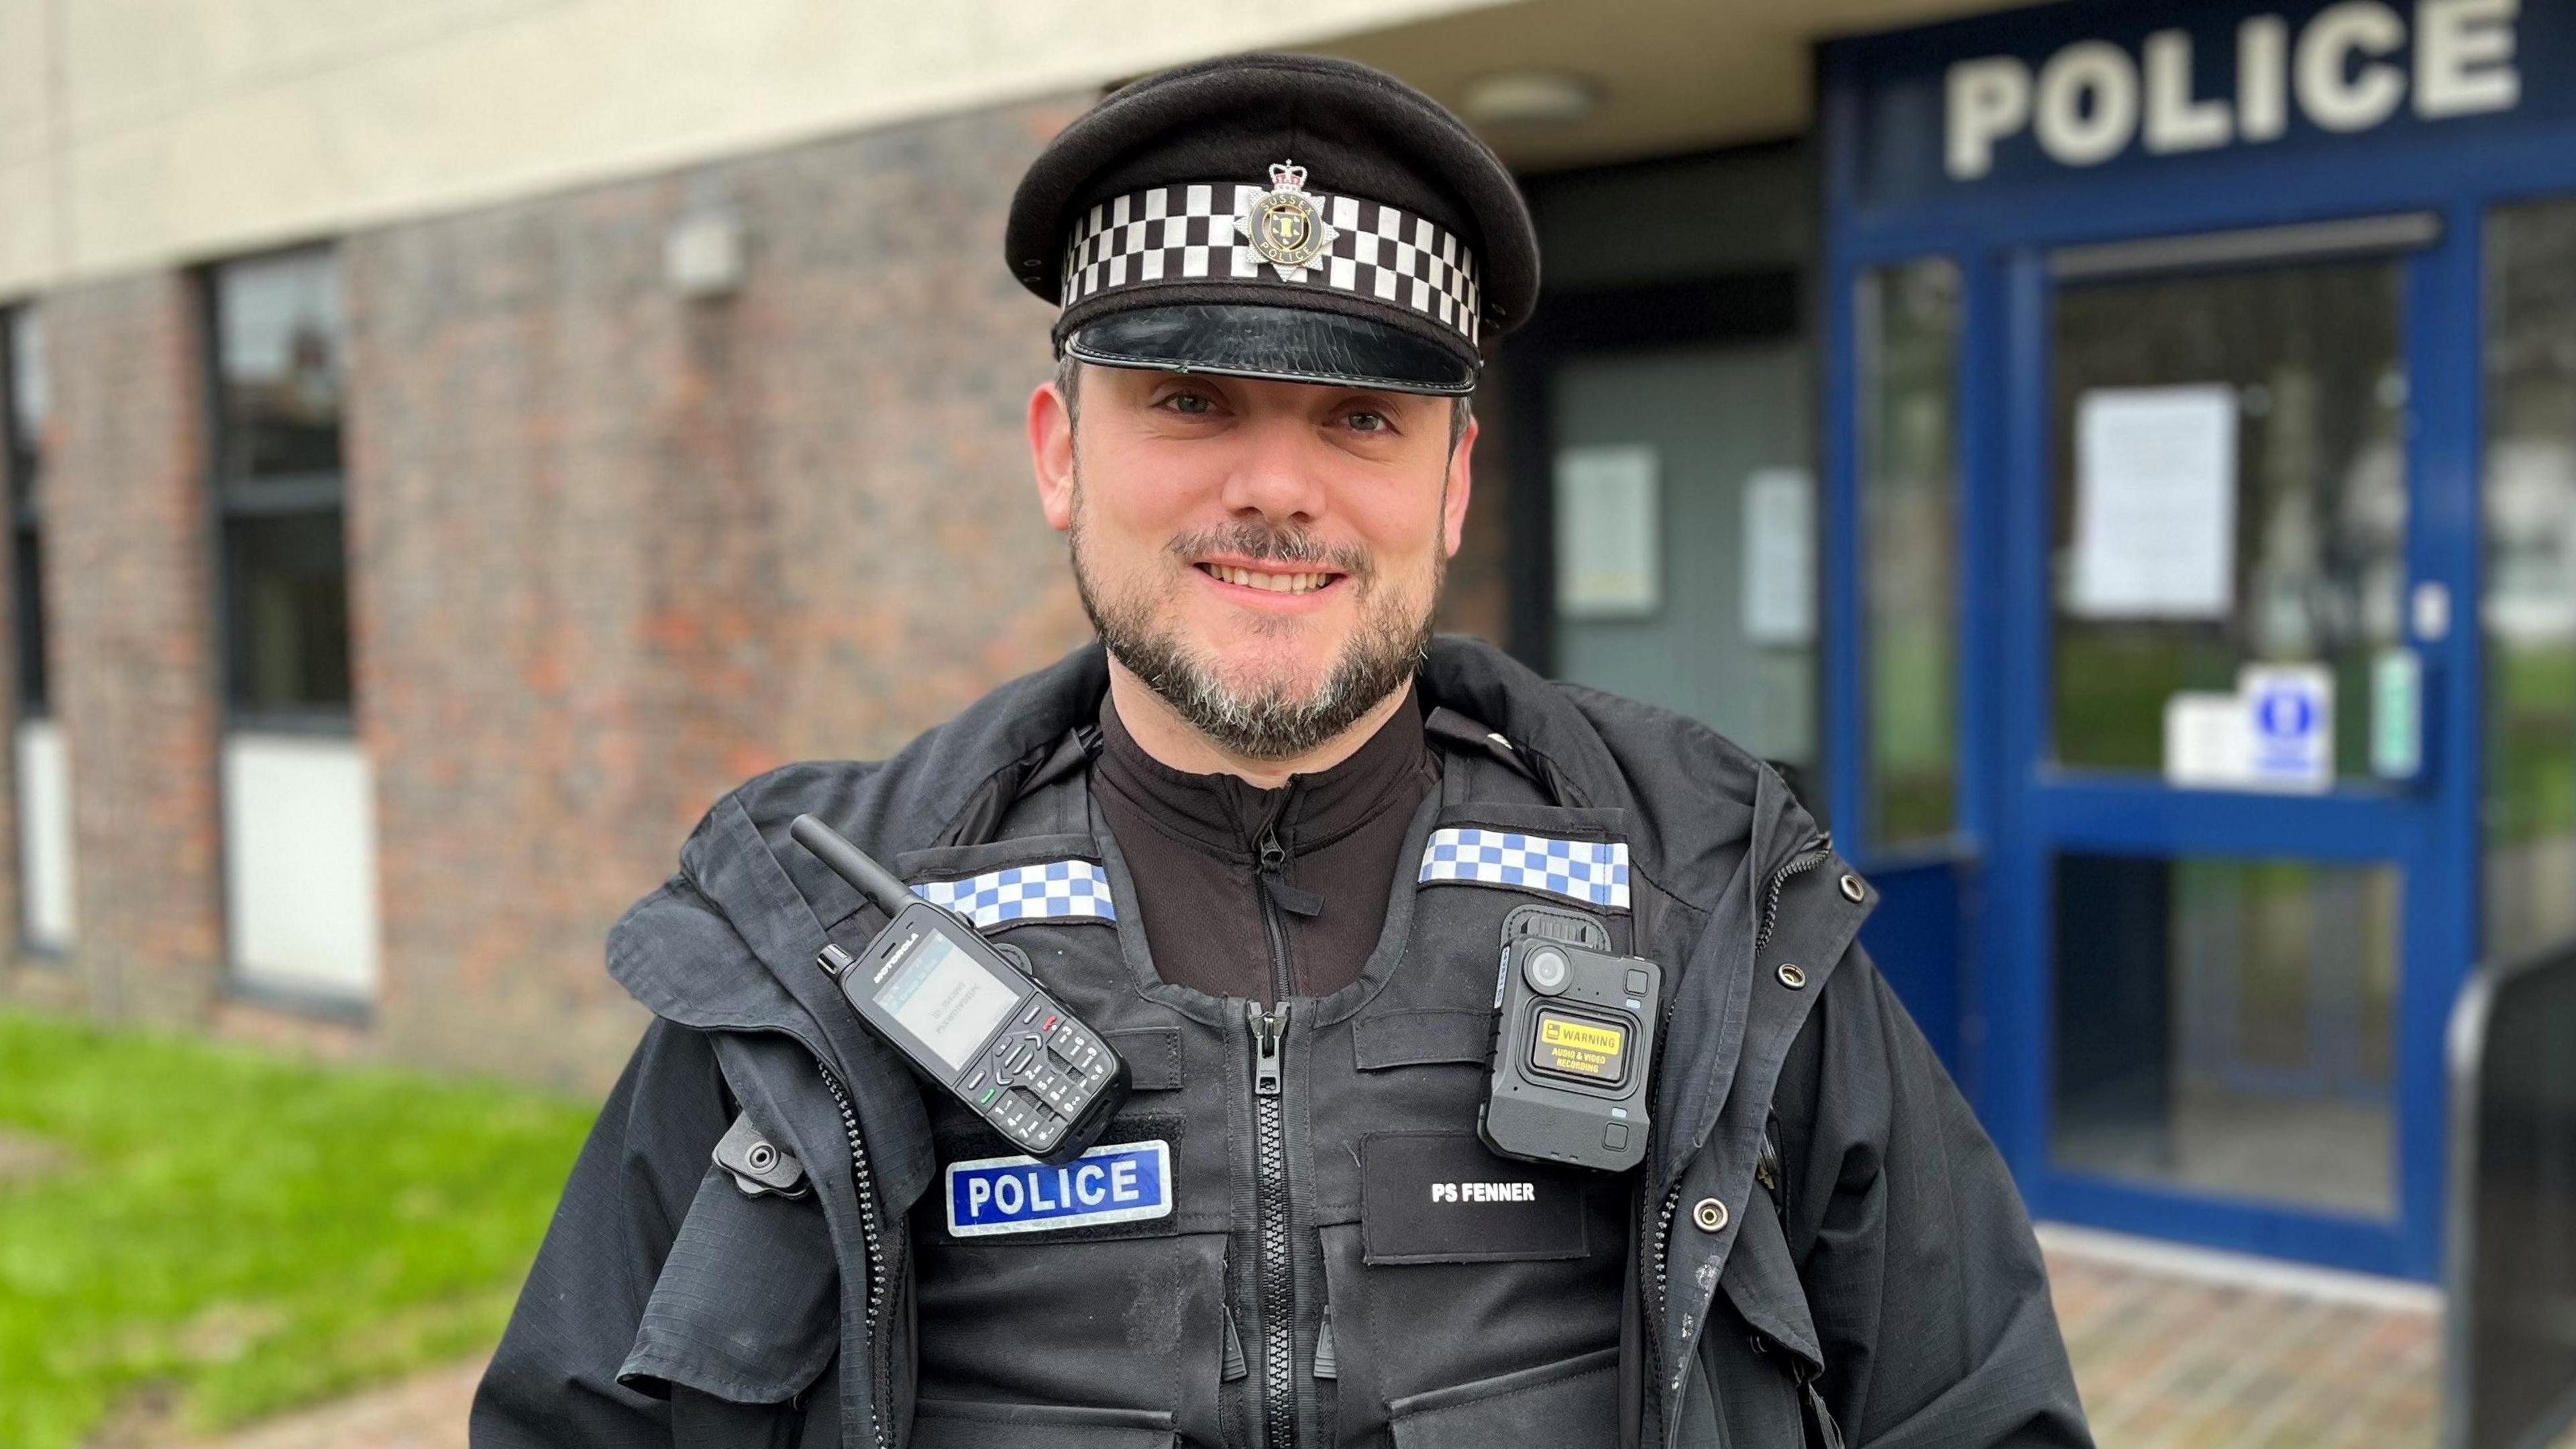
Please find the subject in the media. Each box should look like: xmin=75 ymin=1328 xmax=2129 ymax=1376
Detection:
xmin=472 ymin=53 xmax=2092 ymax=1449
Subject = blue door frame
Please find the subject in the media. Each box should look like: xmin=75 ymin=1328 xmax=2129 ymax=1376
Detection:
xmin=1822 ymin=0 xmax=2576 ymax=1279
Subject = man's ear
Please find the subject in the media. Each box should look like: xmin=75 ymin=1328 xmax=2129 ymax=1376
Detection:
xmin=1440 ymin=414 xmax=1478 ymax=559
xmin=1030 ymin=376 xmax=1077 ymax=533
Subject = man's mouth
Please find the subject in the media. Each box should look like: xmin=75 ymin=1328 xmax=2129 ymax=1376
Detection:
xmin=1195 ymin=562 xmax=1344 ymax=596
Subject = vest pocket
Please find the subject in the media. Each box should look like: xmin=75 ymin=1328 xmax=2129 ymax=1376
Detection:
xmin=912 ymin=1228 xmax=1230 ymax=1446
xmin=1384 ymin=1346 xmax=1620 ymax=1449
xmin=910 ymin=1399 xmax=1176 ymax=1448
xmin=1318 ymin=1216 xmax=1625 ymax=1447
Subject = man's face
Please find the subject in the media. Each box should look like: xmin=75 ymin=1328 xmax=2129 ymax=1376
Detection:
xmin=1029 ymin=362 xmax=1476 ymax=759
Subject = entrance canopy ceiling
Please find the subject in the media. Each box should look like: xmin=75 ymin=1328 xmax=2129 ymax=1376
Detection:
xmin=1320 ymin=0 xmax=2010 ymax=172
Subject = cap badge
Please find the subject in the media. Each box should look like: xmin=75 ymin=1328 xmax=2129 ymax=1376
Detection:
xmin=1239 ymin=160 xmax=1338 ymax=276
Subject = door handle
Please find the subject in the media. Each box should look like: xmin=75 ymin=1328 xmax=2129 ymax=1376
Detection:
xmin=2370 ymin=645 xmax=2426 ymax=784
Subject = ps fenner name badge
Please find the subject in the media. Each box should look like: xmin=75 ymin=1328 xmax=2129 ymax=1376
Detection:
xmin=945 ymin=1139 xmax=1172 ymax=1236
xmin=1240 ymin=160 xmax=1338 ymax=275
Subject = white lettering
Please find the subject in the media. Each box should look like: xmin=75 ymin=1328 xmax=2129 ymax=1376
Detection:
xmin=1030 ymin=1169 xmax=1058 ymax=1212
xmin=2239 ymin=15 xmax=2292 ymax=140
xmin=2144 ymin=30 xmax=2233 ymax=152
xmin=2416 ymin=0 xmax=2519 ymax=117
xmin=993 ymin=1175 xmax=1023 ymax=1215
xmin=2035 ymin=42 xmax=2142 ymax=166
xmin=1431 ymin=1181 xmax=1540 ymax=1203
xmin=1945 ymin=57 xmax=2033 ymax=179
xmin=2298 ymin=1 xmax=2408 ymax=131
xmin=1110 ymin=1159 xmax=1140 ymax=1202
xmin=966 ymin=1179 xmax=991 ymax=1218
xmin=1074 ymin=1162 xmax=1106 ymax=1206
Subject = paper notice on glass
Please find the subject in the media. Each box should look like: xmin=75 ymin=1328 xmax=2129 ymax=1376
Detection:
xmin=2163 ymin=691 xmax=2251 ymax=788
xmin=1556 ymin=445 xmax=1659 ymax=619
xmin=1741 ymin=468 xmax=1815 ymax=646
xmin=2068 ymin=385 xmax=2238 ymax=619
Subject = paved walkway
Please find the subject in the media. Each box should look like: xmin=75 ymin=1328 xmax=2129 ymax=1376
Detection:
xmin=2043 ymin=1226 xmax=2449 ymax=1447
xmin=140 ymin=1358 xmax=485 ymax=1449
xmin=117 ymin=1230 xmax=2563 ymax=1448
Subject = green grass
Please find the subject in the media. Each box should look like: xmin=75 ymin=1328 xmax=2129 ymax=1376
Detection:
xmin=0 ymin=1008 xmax=598 ymax=1448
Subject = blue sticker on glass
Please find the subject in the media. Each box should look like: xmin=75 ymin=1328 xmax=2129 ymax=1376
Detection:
xmin=945 ymin=1139 xmax=1172 ymax=1237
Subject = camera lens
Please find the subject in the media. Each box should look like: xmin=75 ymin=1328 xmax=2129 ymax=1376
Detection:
xmin=1523 ymin=945 xmax=1571 ymax=995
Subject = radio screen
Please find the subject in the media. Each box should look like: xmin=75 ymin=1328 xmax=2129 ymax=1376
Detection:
xmin=874 ymin=931 xmax=1020 ymax=1072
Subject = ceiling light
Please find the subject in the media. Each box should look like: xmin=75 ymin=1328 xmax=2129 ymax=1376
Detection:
xmin=1460 ymin=69 xmax=1603 ymax=126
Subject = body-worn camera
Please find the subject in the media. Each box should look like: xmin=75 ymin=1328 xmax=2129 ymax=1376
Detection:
xmin=793 ymin=815 xmax=1129 ymax=1165
xmin=1479 ymin=907 xmax=1662 ymax=1173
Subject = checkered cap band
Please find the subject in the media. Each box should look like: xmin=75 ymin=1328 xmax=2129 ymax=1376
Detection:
xmin=1063 ymin=182 xmax=1482 ymax=345
xmin=1418 ymin=828 xmax=1630 ymax=910
xmin=911 ymin=860 xmax=1116 ymax=928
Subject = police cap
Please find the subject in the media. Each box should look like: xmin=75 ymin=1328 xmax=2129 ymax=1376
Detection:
xmin=1007 ymin=53 xmax=1539 ymax=396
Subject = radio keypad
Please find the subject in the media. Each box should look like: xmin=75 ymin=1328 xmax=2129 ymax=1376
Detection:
xmin=973 ymin=996 xmax=1103 ymax=1149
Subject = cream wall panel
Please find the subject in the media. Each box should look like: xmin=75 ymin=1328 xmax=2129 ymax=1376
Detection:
xmin=222 ymin=731 xmax=382 ymax=1000
xmin=7 ymin=0 xmax=1509 ymax=293
xmin=16 ymin=718 xmax=76 ymax=953
xmin=0 ymin=158 xmax=53 ymax=288
xmin=0 ymin=0 xmax=56 ymax=154
xmin=0 ymin=0 xmax=60 ymax=292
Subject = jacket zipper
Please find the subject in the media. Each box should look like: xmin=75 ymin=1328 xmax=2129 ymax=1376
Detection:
xmin=1246 ymin=1001 xmax=1296 ymax=1449
xmin=1647 ymin=833 xmax=1833 ymax=1422
xmin=816 ymin=1061 xmax=895 ymax=1449
xmin=1256 ymin=826 xmax=1295 ymax=1005
xmin=1754 ymin=833 xmax=1833 ymax=954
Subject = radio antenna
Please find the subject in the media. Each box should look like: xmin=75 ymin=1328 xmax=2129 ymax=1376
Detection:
xmin=790 ymin=814 xmax=916 ymax=919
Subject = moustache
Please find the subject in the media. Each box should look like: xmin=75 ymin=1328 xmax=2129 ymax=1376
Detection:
xmin=1167 ymin=523 xmax=1374 ymax=580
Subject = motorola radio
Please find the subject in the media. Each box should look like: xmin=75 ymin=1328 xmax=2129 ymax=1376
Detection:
xmin=792 ymin=814 xmax=1129 ymax=1165
xmin=1479 ymin=906 xmax=1662 ymax=1173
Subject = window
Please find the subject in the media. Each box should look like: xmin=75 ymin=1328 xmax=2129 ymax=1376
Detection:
xmin=209 ymin=248 xmax=378 ymax=1003
xmin=6 ymin=303 xmax=74 ymax=955
xmin=4 ymin=306 xmax=46 ymax=716
xmin=1858 ymin=260 xmax=1962 ymax=848
xmin=209 ymin=248 xmax=352 ymax=722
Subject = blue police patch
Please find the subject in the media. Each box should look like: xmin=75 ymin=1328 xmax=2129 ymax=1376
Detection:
xmin=945 ymin=1139 xmax=1172 ymax=1237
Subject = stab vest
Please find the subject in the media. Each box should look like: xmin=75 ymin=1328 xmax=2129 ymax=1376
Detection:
xmin=840 ymin=720 xmax=1676 ymax=1449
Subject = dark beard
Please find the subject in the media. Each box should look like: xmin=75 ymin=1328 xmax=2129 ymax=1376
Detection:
xmin=1071 ymin=512 xmax=1438 ymax=761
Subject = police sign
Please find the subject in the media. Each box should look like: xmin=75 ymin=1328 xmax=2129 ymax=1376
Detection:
xmin=1948 ymin=0 xmax=2519 ymax=178
xmin=1831 ymin=0 xmax=2575 ymax=205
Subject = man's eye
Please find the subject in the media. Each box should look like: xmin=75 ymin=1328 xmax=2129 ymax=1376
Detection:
xmin=1344 ymin=410 xmax=1391 ymax=433
xmin=1163 ymin=392 xmax=1216 ymax=415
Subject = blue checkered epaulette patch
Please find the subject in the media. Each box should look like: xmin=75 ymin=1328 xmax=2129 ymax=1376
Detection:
xmin=911 ymin=860 xmax=1116 ymax=928
xmin=1418 ymin=828 xmax=1629 ymax=910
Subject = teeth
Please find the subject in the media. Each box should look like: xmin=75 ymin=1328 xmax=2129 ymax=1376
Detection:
xmin=1211 ymin=565 xmax=1328 ymax=594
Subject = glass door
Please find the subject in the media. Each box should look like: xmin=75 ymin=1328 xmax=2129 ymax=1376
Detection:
xmin=1992 ymin=224 xmax=2473 ymax=1277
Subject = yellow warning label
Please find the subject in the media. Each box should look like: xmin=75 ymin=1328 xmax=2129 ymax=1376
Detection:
xmin=1541 ymin=1018 xmax=1625 ymax=1055
xmin=1532 ymin=1009 xmax=1629 ymax=1083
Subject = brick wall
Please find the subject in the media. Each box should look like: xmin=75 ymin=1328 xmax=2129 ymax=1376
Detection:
xmin=347 ymin=95 xmax=1101 ymax=1088
xmin=25 ymin=273 xmax=227 ymax=1028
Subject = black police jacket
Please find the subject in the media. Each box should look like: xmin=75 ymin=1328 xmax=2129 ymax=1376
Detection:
xmin=471 ymin=638 xmax=2092 ymax=1449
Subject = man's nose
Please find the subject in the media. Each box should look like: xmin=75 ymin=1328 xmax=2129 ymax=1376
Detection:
xmin=1215 ymin=421 xmax=1331 ymax=524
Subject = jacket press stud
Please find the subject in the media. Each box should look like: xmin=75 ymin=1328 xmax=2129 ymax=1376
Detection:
xmin=1839 ymin=873 xmax=1865 ymax=902
xmin=1693 ymin=1197 xmax=1730 ymax=1233
xmin=1776 ymin=962 xmax=1808 ymax=989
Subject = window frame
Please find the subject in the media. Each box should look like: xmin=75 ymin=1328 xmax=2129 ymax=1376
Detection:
xmin=201 ymin=245 xmax=357 ymax=737
xmin=2 ymin=303 xmax=46 ymax=722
